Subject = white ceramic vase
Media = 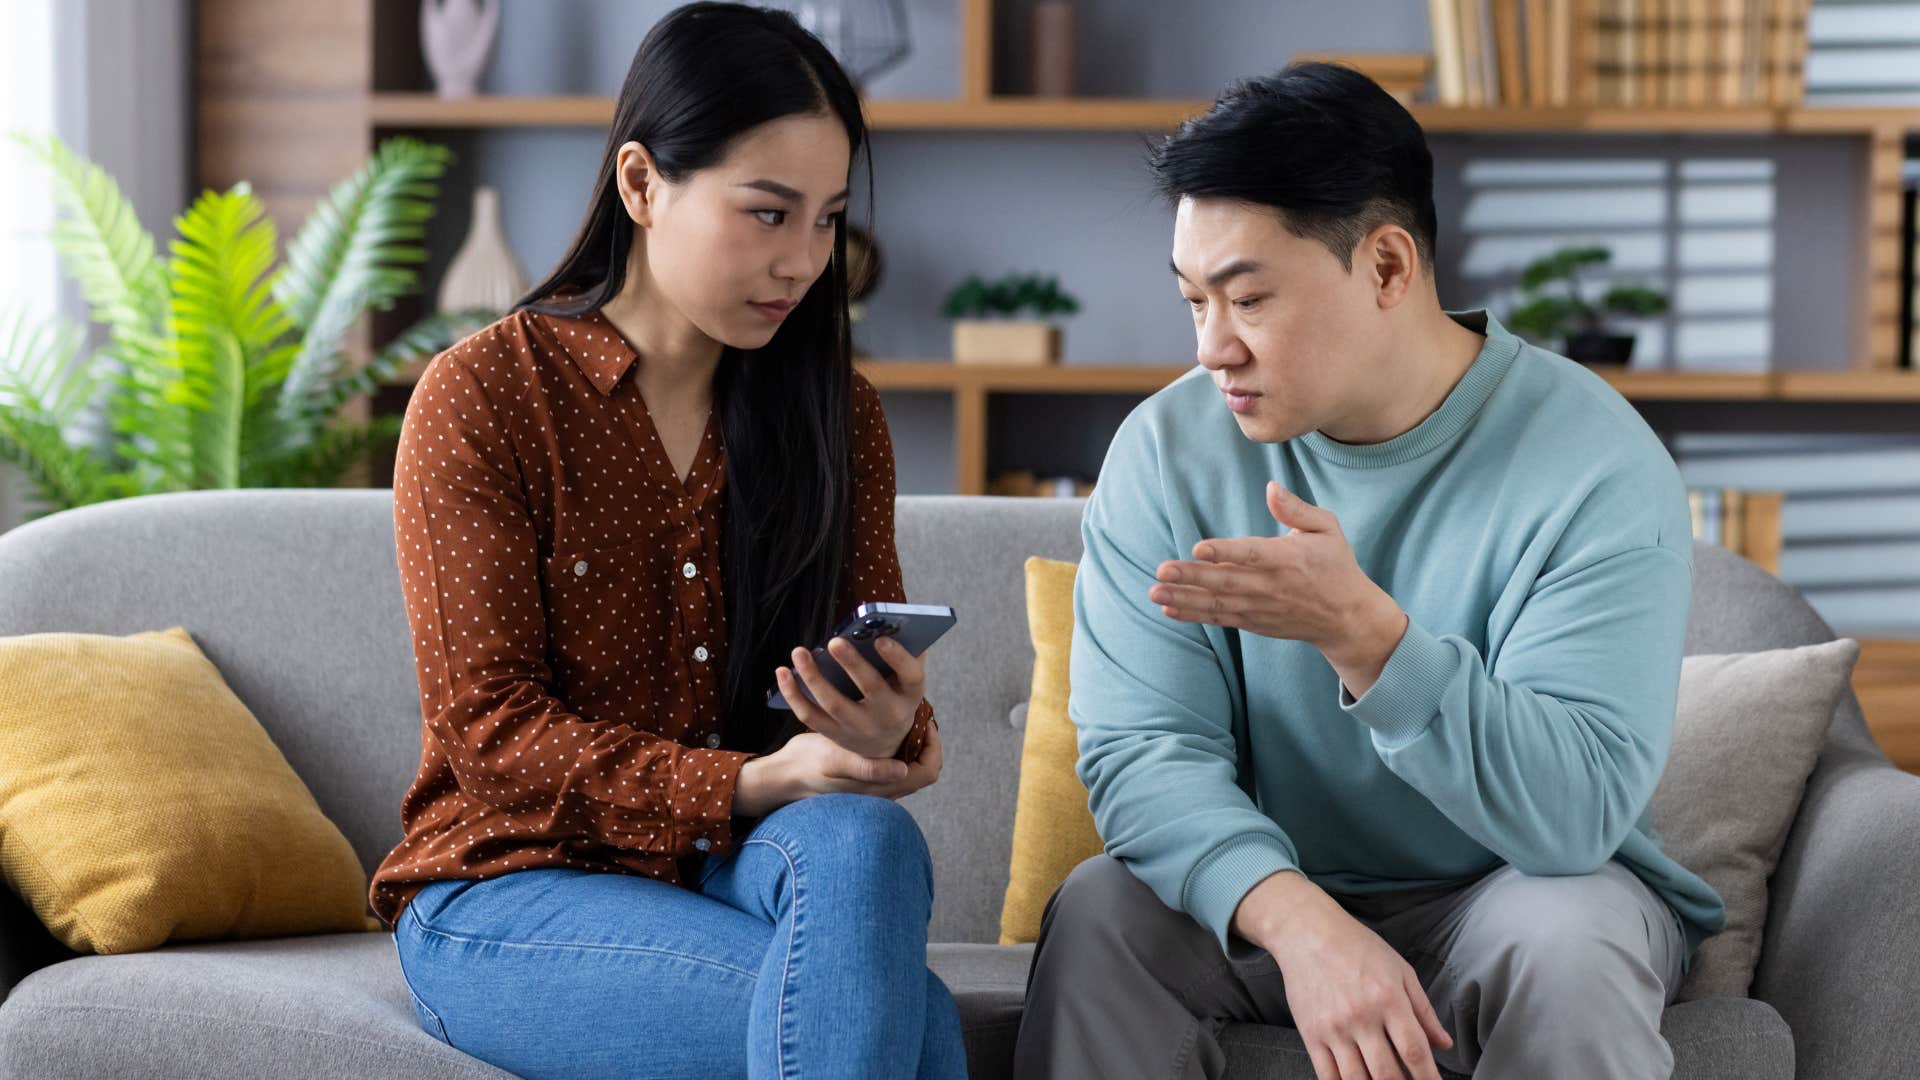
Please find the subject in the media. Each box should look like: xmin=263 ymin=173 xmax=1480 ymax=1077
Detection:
xmin=438 ymin=187 xmax=526 ymax=315
xmin=420 ymin=0 xmax=500 ymax=99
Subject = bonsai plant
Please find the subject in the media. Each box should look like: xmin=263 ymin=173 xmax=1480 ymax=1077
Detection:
xmin=1504 ymin=244 xmax=1670 ymax=366
xmin=941 ymin=271 xmax=1080 ymax=365
xmin=0 ymin=134 xmax=496 ymax=520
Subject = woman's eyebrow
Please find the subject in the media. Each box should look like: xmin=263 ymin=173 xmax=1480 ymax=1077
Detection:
xmin=737 ymin=179 xmax=851 ymax=204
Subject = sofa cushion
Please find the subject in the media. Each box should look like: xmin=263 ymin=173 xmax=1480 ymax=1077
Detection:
xmin=1650 ymin=637 xmax=1862 ymax=1000
xmin=0 ymin=626 xmax=378 ymax=954
xmin=999 ymin=557 xmax=1102 ymax=944
xmin=0 ymin=936 xmax=1039 ymax=1080
xmin=0 ymin=933 xmax=511 ymax=1080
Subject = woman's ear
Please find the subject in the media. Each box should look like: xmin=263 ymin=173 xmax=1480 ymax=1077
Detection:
xmin=615 ymin=140 xmax=661 ymax=228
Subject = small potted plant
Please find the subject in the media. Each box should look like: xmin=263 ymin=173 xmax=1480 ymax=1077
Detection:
xmin=1504 ymin=244 xmax=1670 ymax=367
xmin=942 ymin=272 xmax=1080 ymax=365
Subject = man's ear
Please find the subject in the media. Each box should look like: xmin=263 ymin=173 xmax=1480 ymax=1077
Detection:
xmin=1363 ymin=223 xmax=1421 ymax=310
xmin=614 ymin=140 xmax=661 ymax=228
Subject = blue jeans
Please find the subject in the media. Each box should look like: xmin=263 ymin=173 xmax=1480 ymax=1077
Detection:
xmin=392 ymin=793 xmax=968 ymax=1080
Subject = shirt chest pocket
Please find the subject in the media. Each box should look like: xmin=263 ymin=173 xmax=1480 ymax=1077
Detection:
xmin=540 ymin=538 xmax=661 ymax=661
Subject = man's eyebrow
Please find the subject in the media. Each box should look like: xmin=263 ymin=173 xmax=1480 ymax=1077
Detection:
xmin=1170 ymin=257 xmax=1266 ymax=288
xmin=737 ymin=179 xmax=851 ymax=203
xmin=1168 ymin=257 xmax=1265 ymax=287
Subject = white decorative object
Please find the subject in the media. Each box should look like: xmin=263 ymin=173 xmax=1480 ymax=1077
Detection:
xmin=438 ymin=187 xmax=526 ymax=315
xmin=420 ymin=0 xmax=500 ymax=99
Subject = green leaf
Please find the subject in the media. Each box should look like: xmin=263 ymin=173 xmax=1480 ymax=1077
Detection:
xmin=273 ymin=137 xmax=454 ymax=426
xmin=11 ymin=133 xmax=169 ymax=351
xmin=251 ymin=415 xmax=405 ymax=489
xmin=1601 ymin=284 xmax=1670 ymax=317
xmin=0 ymin=309 xmax=120 ymax=511
xmin=316 ymin=307 xmax=497 ymax=418
xmin=1505 ymin=295 xmax=1584 ymax=341
xmin=168 ymin=182 xmax=296 ymax=489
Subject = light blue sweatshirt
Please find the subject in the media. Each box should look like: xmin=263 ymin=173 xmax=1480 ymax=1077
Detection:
xmin=1070 ymin=309 xmax=1726 ymax=967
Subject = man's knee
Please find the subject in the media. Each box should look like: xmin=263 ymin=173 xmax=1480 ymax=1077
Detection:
xmin=1042 ymin=855 xmax=1208 ymax=955
xmin=1463 ymin=868 xmax=1666 ymax=1003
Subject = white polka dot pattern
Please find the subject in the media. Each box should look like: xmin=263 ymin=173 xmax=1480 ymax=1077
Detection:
xmin=367 ymin=305 xmax=936 ymax=928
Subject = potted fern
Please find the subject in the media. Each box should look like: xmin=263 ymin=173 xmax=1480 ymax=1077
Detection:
xmin=0 ymin=134 xmax=495 ymax=520
xmin=1504 ymin=244 xmax=1669 ymax=367
xmin=942 ymin=272 xmax=1080 ymax=365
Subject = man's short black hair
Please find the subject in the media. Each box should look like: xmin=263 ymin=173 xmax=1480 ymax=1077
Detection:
xmin=1149 ymin=61 xmax=1438 ymax=274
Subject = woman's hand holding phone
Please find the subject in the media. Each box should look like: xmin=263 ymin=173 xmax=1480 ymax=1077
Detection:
xmin=733 ymin=725 xmax=944 ymax=816
xmin=775 ymin=633 xmax=926 ymax=760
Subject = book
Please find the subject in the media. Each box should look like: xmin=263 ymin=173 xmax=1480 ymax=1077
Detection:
xmin=1494 ymin=0 xmax=1527 ymax=104
xmin=1687 ymin=487 xmax=1785 ymax=573
xmin=1430 ymin=0 xmax=1468 ymax=104
xmin=1526 ymin=0 xmax=1552 ymax=104
xmin=1550 ymin=0 xmax=1576 ymax=104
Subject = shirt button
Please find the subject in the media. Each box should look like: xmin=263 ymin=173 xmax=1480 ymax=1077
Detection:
xmin=681 ymin=561 xmax=698 ymax=579
xmin=693 ymin=645 xmax=709 ymax=662
xmin=573 ymin=560 xmax=588 ymax=577
xmin=693 ymin=838 xmax=712 ymax=852
xmin=705 ymin=733 xmax=723 ymax=748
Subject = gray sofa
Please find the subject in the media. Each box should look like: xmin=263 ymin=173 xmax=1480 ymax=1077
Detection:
xmin=0 ymin=489 xmax=1915 ymax=1079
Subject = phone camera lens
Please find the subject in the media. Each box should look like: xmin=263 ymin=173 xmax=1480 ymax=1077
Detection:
xmin=851 ymin=627 xmax=873 ymax=641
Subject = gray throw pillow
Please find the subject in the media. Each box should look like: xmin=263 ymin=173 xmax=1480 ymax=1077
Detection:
xmin=1649 ymin=637 xmax=1861 ymax=1001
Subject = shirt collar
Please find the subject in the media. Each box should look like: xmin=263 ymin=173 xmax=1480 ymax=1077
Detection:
xmin=551 ymin=306 xmax=638 ymax=396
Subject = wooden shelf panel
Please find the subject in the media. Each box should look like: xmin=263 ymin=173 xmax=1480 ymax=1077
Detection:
xmin=368 ymin=93 xmax=1920 ymax=135
xmin=1597 ymin=370 xmax=1775 ymax=400
xmin=1775 ymin=370 xmax=1920 ymax=401
xmin=856 ymin=360 xmax=1191 ymax=393
xmin=368 ymin=93 xmax=1211 ymax=131
xmin=855 ymin=361 xmax=1920 ymax=402
xmin=370 ymin=93 xmax=613 ymax=127
xmin=384 ymin=357 xmax=1920 ymax=403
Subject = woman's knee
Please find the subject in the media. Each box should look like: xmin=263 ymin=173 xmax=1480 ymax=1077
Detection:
xmin=762 ymin=793 xmax=933 ymax=882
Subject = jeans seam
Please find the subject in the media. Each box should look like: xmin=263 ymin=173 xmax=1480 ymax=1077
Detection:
xmin=743 ymin=835 xmax=805 ymax=1080
xmin=402 ymin=911 xmax=761 ymax=981
xmin=393 ymin=914 xmax=450 ymax=1043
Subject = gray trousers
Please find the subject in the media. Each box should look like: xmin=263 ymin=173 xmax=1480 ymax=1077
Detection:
xmin=1012 ymin=855 xmax=1684 ymax=1080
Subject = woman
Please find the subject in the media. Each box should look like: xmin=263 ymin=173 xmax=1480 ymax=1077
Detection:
xmin=368 ymin=5 xmax=965 ymax=1077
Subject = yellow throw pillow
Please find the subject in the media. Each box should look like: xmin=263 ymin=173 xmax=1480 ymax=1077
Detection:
xmin=999 ymin=557 xmax=1106 ymax=945
xmin=0 ymin=627 xmax=381 ymax=954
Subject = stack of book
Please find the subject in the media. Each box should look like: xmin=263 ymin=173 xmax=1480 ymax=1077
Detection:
xmin=1427 ymin=0 xmax=1811 ymax=107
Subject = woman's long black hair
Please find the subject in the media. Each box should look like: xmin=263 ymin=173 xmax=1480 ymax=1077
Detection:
xmin=517 ymin=2 xmax=868 ymax=756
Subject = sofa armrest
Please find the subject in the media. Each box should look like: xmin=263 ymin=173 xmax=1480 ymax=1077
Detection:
xmin=1752 ymin=732 xmax=1920 ymax=1077
xmin=0 ymin=884 xmax=77 ymax=1004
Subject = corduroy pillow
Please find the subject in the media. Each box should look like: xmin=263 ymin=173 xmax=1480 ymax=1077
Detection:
xmin=998 ymin=557 xmax=1104 ymax=944
xmin=0 ymin=627 xmax=381 ymax=954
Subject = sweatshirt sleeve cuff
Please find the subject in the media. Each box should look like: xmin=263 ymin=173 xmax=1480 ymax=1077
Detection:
xmin=1183 ymin=833 xmax=1300 ymax=955
xmin=1338 ymin=617 xmax=1457 ymax=748
xmin=674 ymin=748 xmax=755 ymax=857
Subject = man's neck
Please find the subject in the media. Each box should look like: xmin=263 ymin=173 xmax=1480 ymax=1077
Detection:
xmin=1317 ymin=306 xmax=1487 ymax=447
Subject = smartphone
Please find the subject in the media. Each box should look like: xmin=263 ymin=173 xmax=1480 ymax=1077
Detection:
xmin=765 ymin=602 xmax=958 ymax=711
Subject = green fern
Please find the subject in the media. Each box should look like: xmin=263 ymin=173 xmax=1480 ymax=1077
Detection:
xmin=274 ymin=139 xmax=454 ymax=431
xmin=0 ymin=133 xmax=481 ymax=516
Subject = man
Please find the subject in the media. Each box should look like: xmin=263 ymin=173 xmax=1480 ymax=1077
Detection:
xmin=1012 ymin=63 xmax=1725 ymax=1080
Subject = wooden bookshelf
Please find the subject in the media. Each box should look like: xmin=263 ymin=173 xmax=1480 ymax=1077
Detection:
xmin=202 ymin=0 xmax=1920 ymax=769
xmin=843 ymin=361 xmax=1920 ymax=404
xmin=368 ymin=92 xmax=1920 ymax=138
xmin=380 ymin=356 xmax=1920 ymax=405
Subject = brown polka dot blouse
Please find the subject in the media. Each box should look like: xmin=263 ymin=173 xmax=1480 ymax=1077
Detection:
xmin=369 ymin=305 xmax=935 ymax=928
